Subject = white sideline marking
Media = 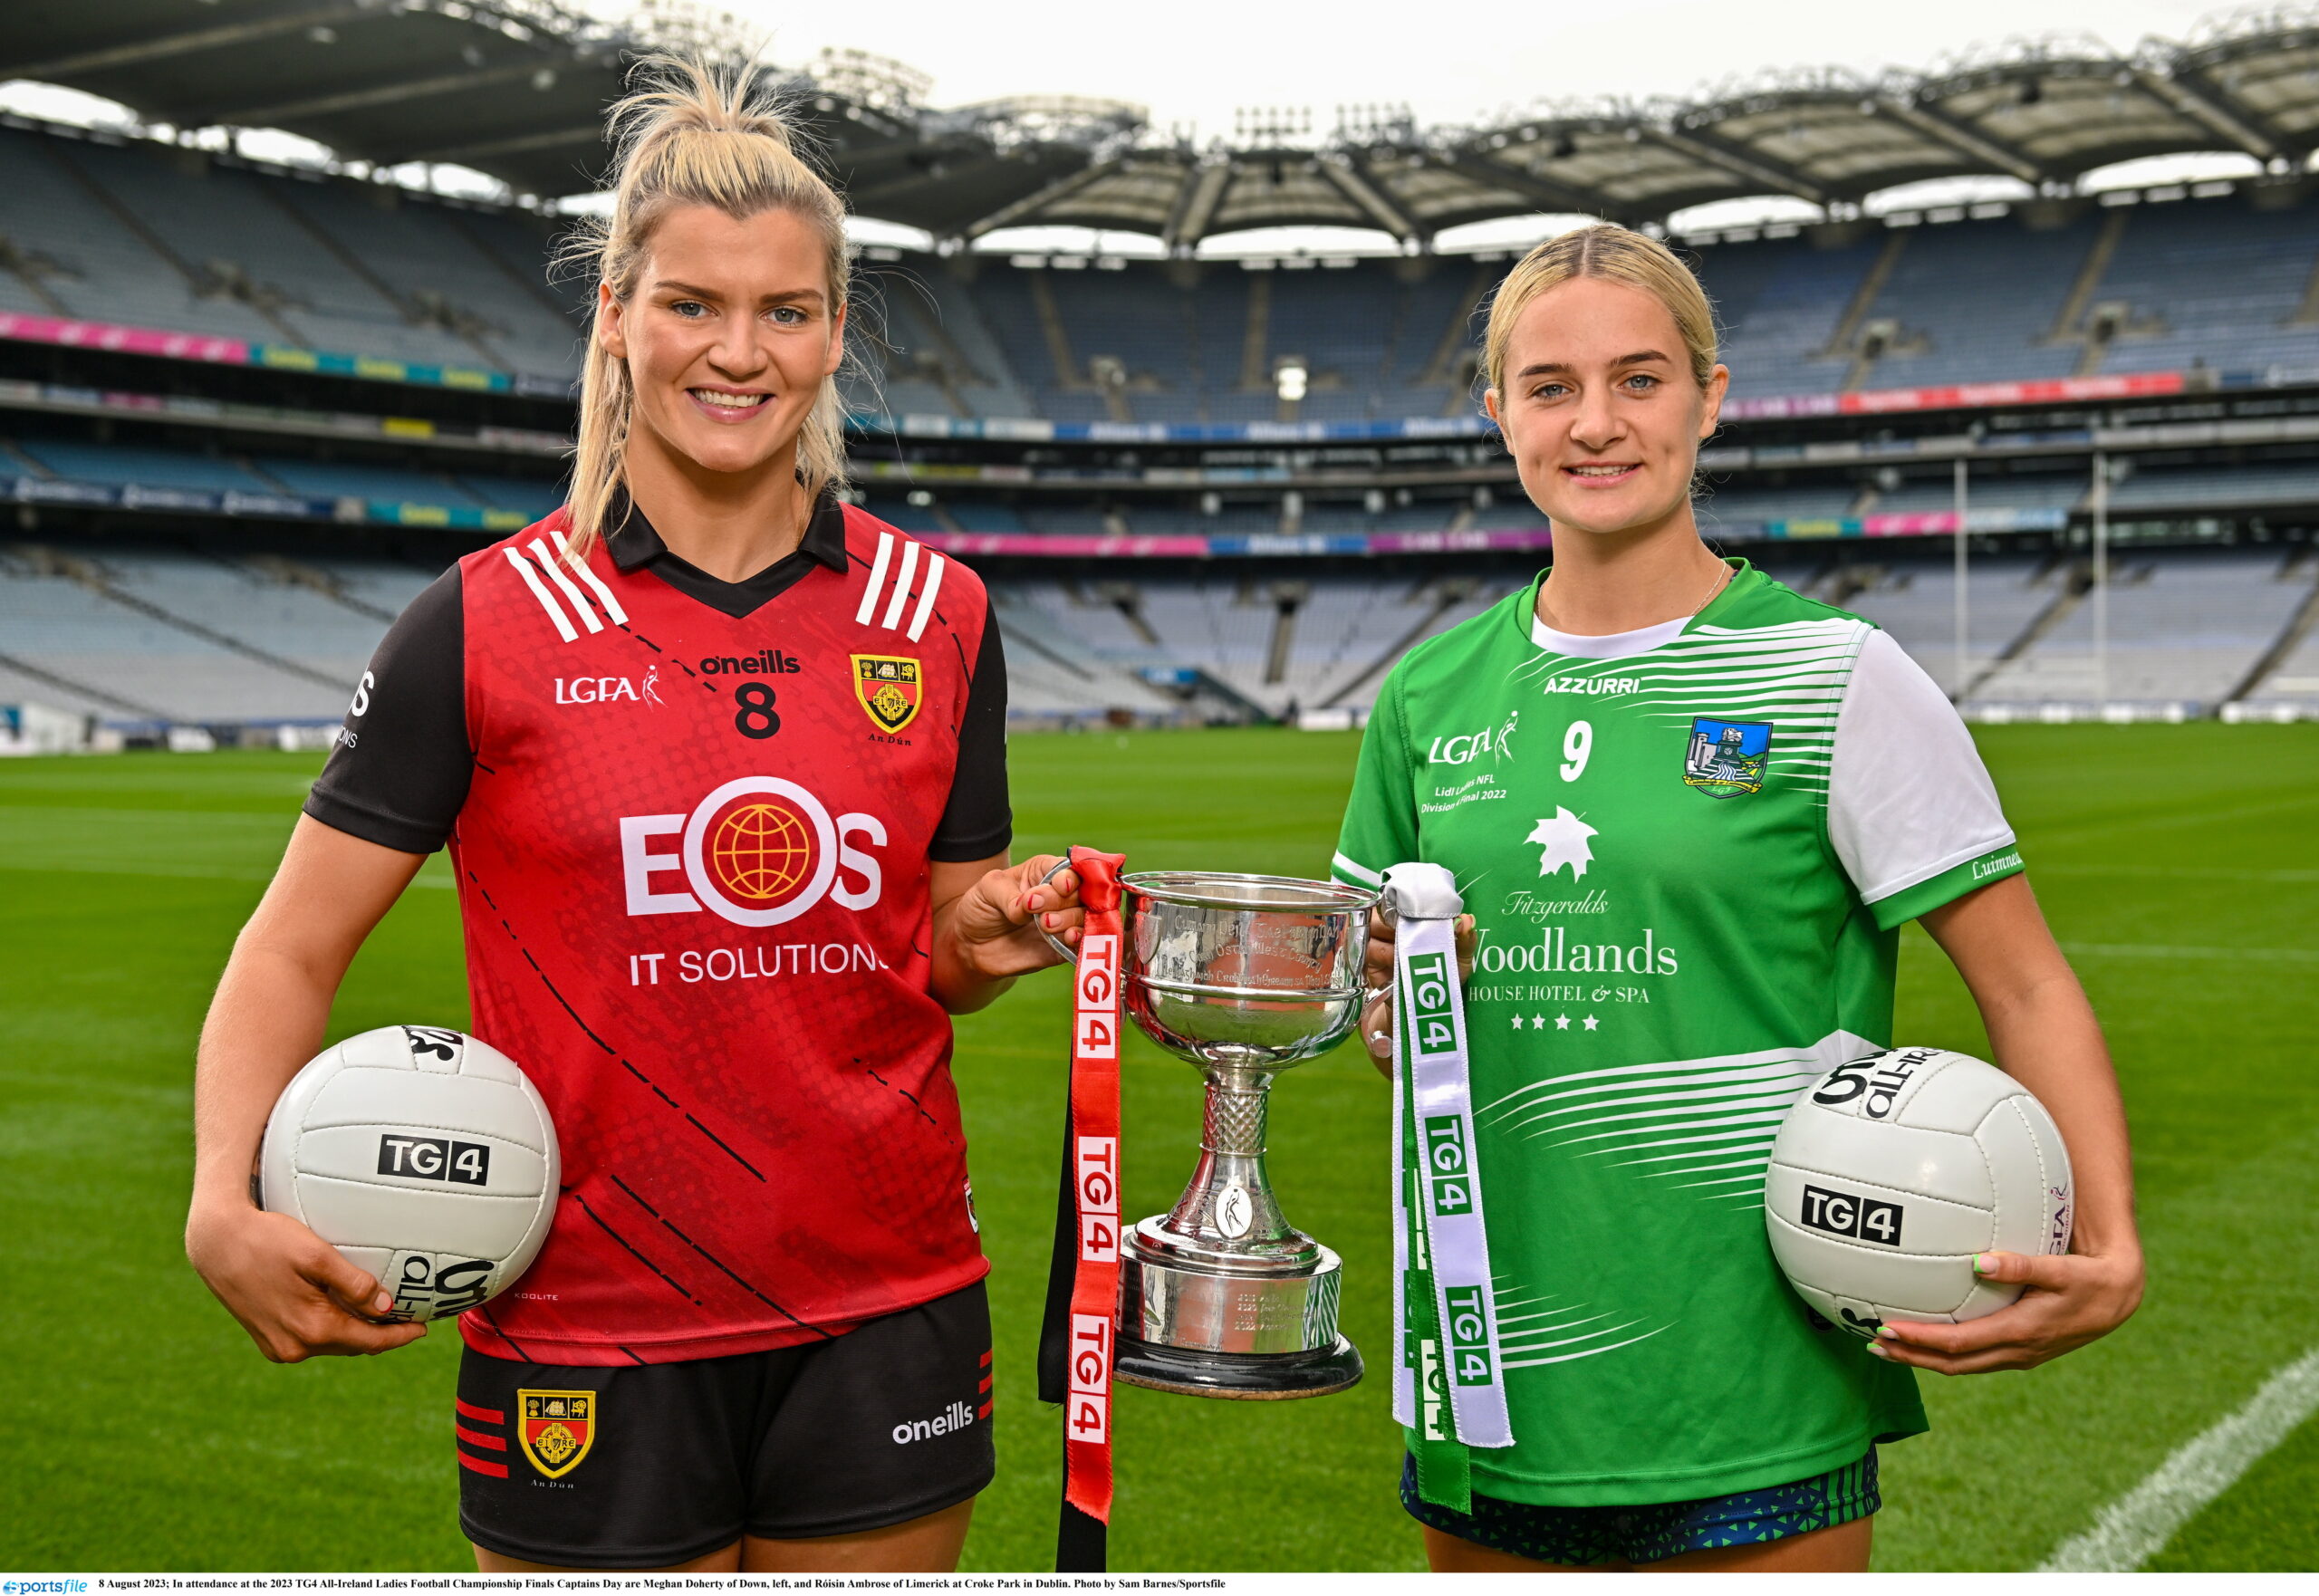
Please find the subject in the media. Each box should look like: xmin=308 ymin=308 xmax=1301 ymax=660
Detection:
xmin=2040 ymin=1346 xmax=2319 ymax=1572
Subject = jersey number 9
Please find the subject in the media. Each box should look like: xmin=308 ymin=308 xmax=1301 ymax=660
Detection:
xmin=1561 ymin=719 xmax=1593 ymax=783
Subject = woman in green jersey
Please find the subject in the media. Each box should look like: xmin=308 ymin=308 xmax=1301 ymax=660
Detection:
xmin=1334 ymin=225 xmax=2141 ymax=1572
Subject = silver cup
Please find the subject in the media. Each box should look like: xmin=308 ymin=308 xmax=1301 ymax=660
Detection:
xmin=1046 ymin=868 xmax=1378 ymax=1399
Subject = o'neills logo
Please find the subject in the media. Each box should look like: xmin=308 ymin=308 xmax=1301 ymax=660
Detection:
xmin=621 ymin=776 xmax=884 ymax=927
xmin=891 ymin=1399 xmax=977 ymax=1445
xmin=699 ymin=649 xmax=800 ymax=676
xmin=1477 ymin=926 xmax=1678 ymax=976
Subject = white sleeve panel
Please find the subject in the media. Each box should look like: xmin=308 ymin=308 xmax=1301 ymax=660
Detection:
xmin=1828 ymin=630 xmax=2016 ymax=907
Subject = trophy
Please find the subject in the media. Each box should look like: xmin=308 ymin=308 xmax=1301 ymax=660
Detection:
xmin=1045 ymin=870 xmax=1378 ymax=1399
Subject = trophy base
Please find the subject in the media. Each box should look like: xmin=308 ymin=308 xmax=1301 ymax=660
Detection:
xmin=1114 ymin=1332 xmax=1364 ymax=1400
xmin=1120 ymin=1227 xmax=1346 ymax=1354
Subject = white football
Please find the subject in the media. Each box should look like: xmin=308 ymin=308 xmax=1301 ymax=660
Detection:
xmin=1766 ymin=1047 xmax=2072 ymax=1341
xmin=259 ymin=1025 xmax=560 ymax=1322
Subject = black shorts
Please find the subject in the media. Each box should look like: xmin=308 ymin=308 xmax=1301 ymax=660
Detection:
xmin=454 ymin=1280 xmax=995 ymax=1568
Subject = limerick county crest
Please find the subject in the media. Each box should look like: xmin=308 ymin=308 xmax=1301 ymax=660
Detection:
xmin=1683 ymin=717 xmax=1772 ymax=798
xmin=851 ymin=654 xmax=922 ymax=734
xmin=517 ymin=1389 xmax=596 ymax=1478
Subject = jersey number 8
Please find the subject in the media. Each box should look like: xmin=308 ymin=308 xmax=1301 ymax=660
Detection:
xmin=734 ymin=682 xmax=780 ymax=740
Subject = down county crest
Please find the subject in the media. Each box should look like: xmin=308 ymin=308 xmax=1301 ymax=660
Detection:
xmin=516 ymin=1389 xmax=596 ymax=1478
xmin=851 ymin=654 xmax=923 ymax=734
xmin=1683 ymin=717 xmax=1773 ymax=799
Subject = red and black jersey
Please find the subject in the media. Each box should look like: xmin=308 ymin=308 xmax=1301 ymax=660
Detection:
xmin=306 ymin=494 xmax=1008 ymax=1366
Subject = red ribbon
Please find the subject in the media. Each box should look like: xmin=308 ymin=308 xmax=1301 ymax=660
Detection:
xmin=1062 ymin=845 xmax=1127 ymax=1525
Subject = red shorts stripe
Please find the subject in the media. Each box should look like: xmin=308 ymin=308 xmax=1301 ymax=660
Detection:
xmin=978 ymin=1374 xmax=993 ymax=1393
xmin=456 ymin=1423 xmax=506 ymax=1452
xmin=457 ymin=1451 xmax=510 ymax=1478
xmin=455 ymin=1399 xmax=504 ymax=1425
xmin=978 ymin=1350 xmax=993 ymax=1367
xmin=977 ymin=1400 xmax=994 ymax=1419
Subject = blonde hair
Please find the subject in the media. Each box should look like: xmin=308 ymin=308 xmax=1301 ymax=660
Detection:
xmin=1480 ymin=224 xmax=1718 ymax=399
xmin=563 ymin=55 xmax=852 ymax=552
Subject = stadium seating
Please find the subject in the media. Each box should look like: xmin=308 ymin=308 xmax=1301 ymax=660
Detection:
xmin=2093 ymin=197 xmax=2319 ymax=379
xmin=5 ymin=534 xmax=2306 ymax=726
xmin=1968 ymin=550 xmax=2314 ymax=711
xmin=0 ymin=127 xmax=285 ymax=345
xmin=0 ymin=543 xmax=392 ymax=723
xmin=1793 ymin=549 xmax=2318 ymax=712
xmin=16 ymin=103 xmax=2319 ymax=432
xmin=2238 ymin=555 xmax=2319 ymax=711
xmin=1705 ymin=232 xmax=1887 ymax=399
xmin=11 ymin=437 xmax=275 ymax=494
xmin=5 ymin=115 xmax=2318 ymax=730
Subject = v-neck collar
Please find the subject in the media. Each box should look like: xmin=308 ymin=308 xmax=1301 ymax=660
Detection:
xmin=603 ymin=489 xmax=850 ymax=620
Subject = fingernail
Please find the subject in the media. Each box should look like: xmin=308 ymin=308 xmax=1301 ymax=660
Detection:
xmin=1043 ymin=913 xmax=1056 ymax=928
xmin=1864 ymin=1341 xmax=1890 ymax=1359
xmin=372 ymin=1292 xmax=391 ymax=1313
xmin=1974 ymin=1254 xmax=1996 ymax=1274
xmin=1876 ymin=1325 xmax=1899 ymax=1340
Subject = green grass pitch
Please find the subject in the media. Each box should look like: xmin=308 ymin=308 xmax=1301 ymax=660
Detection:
xmin=0 ymin=724 xmax=2313 ymax=1572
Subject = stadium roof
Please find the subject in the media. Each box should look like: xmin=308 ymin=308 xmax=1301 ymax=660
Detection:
xmin=10 ymin=2 xmax=2319 ymax=244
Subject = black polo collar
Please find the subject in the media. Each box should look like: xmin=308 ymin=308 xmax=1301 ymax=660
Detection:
xmin=602 ymin=486 xmax=849 ymax=620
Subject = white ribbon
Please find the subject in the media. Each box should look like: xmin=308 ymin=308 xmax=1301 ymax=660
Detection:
xmin=1384 ymin=862 xmax=1513 ymax=1450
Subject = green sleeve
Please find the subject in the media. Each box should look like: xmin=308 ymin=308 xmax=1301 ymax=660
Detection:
xmin=1866 ymin=843 xmax=2026 ymax=931
xmin=1333 ymin=672 xmax=1419 ymax=890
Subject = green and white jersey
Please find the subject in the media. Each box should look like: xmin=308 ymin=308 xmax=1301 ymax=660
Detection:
xmin=1333 ymin=561 xmax=2024 ymax=1506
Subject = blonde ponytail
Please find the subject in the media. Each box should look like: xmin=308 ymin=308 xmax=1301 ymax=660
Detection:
xmin=563 ymin=54 xmax=852 ymax=553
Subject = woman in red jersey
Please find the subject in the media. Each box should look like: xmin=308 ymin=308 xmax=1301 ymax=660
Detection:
xmin=185 ymin=59 xmax=1086 ymax=1573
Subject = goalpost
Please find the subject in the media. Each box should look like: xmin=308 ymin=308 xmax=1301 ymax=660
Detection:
xmin=1953 ymin=457 xmax=1969 ymax=702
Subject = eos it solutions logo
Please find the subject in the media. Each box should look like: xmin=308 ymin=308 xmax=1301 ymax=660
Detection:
xmin=621 ymin=776 xmax=884 ymax=927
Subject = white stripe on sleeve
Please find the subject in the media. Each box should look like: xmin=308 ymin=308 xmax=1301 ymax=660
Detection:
xmin=527 ymin=537 xmax=603 ymax=633
xmin=855 ymin=531 xmax=894 ymax=625
xmin=880 ymin=538 xmax=921 ymax=631
xmin=549 ymin=525 xmax=628 ymax=626
xmin=906 ymin=553 xmax=947 ymax=642
xmin=503 ymin=547 xmax=578 ymax=643
xmin=1332 ymin=851 xmax=1383 ymax=888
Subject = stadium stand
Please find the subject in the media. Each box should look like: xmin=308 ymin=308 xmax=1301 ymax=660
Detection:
xmin=11 ymin=437 xmax=274 ymax=495
xmin=1968 ymin=550 xmax=2317 ymax=713
xmin=5 ymin=9 xmax=2319 ymax=731
xmin=0 ymin=543 xmax=398 ymax=724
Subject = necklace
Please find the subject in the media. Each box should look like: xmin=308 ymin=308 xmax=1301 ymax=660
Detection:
xmin=1536 ymin=557 xmax=1730 ymax=636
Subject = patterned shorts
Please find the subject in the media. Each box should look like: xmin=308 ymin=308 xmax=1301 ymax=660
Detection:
xmin=1401 ymin=1448 xmax=1880 ymax=1567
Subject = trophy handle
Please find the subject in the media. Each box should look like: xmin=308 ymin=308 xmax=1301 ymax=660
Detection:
xmin=1034 ymin=854 xmax=1083 ymax=963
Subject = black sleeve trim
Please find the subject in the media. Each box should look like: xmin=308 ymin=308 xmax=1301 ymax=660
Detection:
xmin=929 ymin=611 xmax=1013 ymax=862
xmin=302 ymin=564 xmax=472 ymax=856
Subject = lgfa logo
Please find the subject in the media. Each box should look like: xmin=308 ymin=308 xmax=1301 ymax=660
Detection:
xmin=1427 ymin=709 xmax=1519 ymax=766
xmin=555 ymin=667 xmax=662 ymax=706
xmin=621 ymin=776 xmax=884 ymax=927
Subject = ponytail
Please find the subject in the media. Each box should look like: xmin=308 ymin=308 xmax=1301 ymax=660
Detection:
xmin=562 ymin=55 xmax=852 ymax=553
